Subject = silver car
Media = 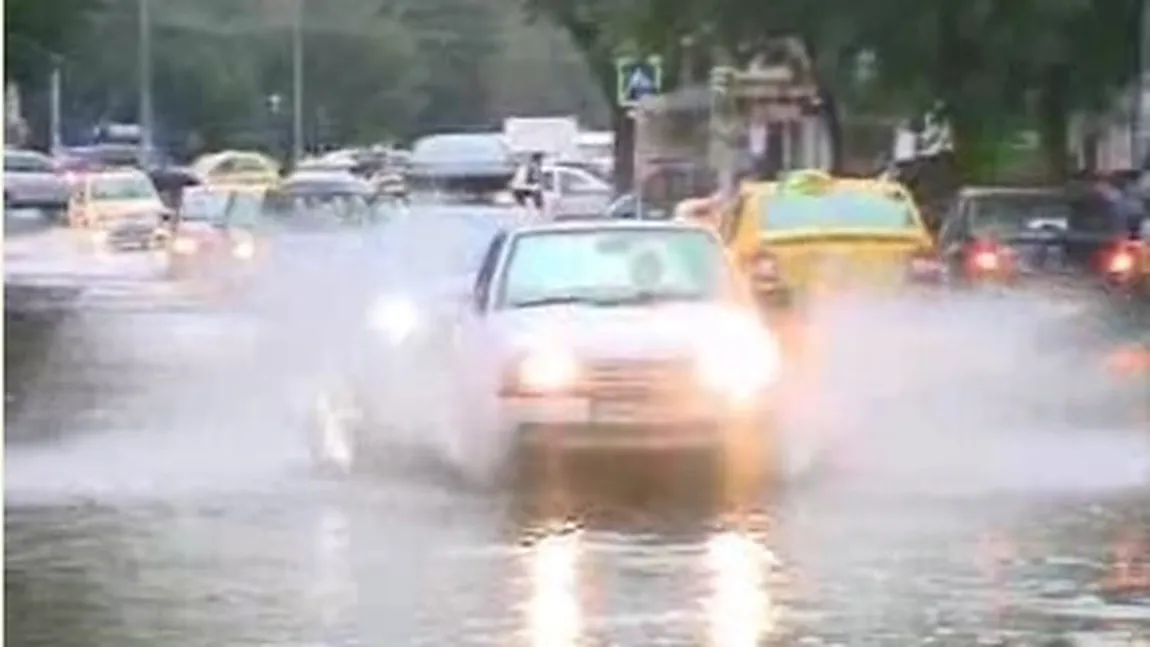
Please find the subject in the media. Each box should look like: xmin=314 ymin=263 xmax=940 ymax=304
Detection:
xmin=313 ymin=219 xmax=784 ymax=485
xmin=542 ymin=164 xmax=612 ymax=219
xmin=4 ymin=149 xmax=69 ymax=217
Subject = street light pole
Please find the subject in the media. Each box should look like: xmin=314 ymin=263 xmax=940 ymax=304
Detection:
xmin=1137 ymin=0 xmax=1150 ymax=167
xmin=49 ymin=54 xmax=62 ymax=155
xmin=291 ymin=0 xmax=305 ymax=165
xmin=138 ymin=0 xmax=154 ymax=165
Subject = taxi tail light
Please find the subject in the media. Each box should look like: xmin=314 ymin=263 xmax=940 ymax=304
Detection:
xmin=498 ymin=368 xmax=586 ymax=398
xmin=965 ymin=239 xmax=1011 ymax=277
xmin=1103 ymin=242 xmax=1141 ymax=279
xmin=908 ymin=247 xmax=944 ymax=282
xmin=748 ymin=249 xmax=780 ymax=283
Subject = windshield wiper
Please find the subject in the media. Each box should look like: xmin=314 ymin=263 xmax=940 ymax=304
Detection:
xmin=511 ymin=292 xmax=706 ymax=310
xmin=593 ymin=291 xmax=705 ymax=306
xmin=510 ymin=295 xmax=609 ymax=309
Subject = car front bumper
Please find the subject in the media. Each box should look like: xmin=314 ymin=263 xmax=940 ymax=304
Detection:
xmin=105 ymin=225 xmax=160 ymax=248
xmin=501 ymin=395 xmax=770 ymax=451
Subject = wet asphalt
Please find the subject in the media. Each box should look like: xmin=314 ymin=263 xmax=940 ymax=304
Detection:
xmin=5 ymin=221 xmax=1150 ymax=647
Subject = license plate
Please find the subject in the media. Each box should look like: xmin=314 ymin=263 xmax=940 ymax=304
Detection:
xmin=591 ymin=399 xmax=676 ymax=424
xmin=1019 ymin=246 xmax=1065 ymax=271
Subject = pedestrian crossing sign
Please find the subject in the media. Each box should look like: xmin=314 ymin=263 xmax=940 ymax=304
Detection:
xmin=616 ymin=56 xmax=663 ymax=107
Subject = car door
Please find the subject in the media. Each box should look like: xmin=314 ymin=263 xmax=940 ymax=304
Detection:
xmin=448 ymin=231 xmax=509 ymax=412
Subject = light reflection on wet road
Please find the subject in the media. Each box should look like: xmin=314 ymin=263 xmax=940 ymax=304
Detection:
xmin=5 ymin=227 xmax=1150 ymax=646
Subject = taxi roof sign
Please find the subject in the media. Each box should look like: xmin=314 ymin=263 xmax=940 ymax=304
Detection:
xmin=779 ymin=169 xmax=834 ymax=194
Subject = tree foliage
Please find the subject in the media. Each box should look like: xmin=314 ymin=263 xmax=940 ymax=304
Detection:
xmin=531 ymin=0 xmax=1141 ymax=180
xmin=5 ymin=0 xmax=103 ymax=86
xmin=12 ymin=0 xmax=608 ymax=154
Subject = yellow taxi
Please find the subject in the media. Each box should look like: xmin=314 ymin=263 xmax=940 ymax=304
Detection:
xmin=67 ymin=168 xmax=169 ymax=250
xmin=719 ymin=169 xmax=939 ymax=310
xmin=166 ymin=184 xmax=266 ymax=285
xmin=190 ymin=150 xmax=279 ymax=188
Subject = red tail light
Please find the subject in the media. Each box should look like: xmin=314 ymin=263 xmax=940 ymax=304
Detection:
xmin=747 ymin=249 xmax=780 ymax=284
xmin=1104 ymin=242 xmax=1140 ymax=278
xmin=965 ymin=239 xmax=1012 ymax=277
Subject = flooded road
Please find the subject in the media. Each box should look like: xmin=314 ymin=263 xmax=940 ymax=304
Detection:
xmin=6 ymin=225 xmax=1150 ymax=646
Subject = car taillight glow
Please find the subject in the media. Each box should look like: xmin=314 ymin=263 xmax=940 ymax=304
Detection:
xmin=1105 ymin=245 xmax=1138 ymax=276
xmin=965 ymin=240 xmax=1011 ymax=276
xmin=748 ymin=250 xmax=779 ymax=283
xmin=973 ymin=249 xmax=999 ymax=271
xmin=172 ymin=237 xmax=198 ymax=255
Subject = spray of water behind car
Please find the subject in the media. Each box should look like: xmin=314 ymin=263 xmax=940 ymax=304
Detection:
xmin=782 ymin=287 xmax=1149 ymax=499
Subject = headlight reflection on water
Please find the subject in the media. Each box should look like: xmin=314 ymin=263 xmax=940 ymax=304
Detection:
xmin=706 ymin=531 xmax=779 ymax=647
xmin=308 ymin=505 xmax=357 ymax=635
xmin=525 ymin=529 xmax=583 ymax=647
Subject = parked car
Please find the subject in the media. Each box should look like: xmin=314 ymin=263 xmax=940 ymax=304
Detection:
xmin=4 ymin=148 xmax=70 ymax=221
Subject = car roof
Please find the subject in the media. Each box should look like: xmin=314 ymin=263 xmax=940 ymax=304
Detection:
xmin=186 ymin=184 xmax=266 ymax=195
xmin=5 ymin=148 xmax=50 ymax=159
xmin=284 ymin=170 xmax=356 ymax=181
xmin=958 ymin=186 xmax=1064 ymax=197
xmin=87 ymin=169 xmax=149 ymax=181
xmin=507 ymin=218 xmax=714 ymax=236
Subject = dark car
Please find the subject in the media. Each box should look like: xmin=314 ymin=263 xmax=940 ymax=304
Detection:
xmin=938 ymin=186 xmax=1147 ymax=299
xmin=407 ymin=133 xmax=516 ymax=199
xmin=265 ymin=171 xmax=378 ymax=227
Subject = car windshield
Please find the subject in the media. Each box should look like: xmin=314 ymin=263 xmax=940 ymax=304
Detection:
xmin=4 ymin=152 xmax=53 ymax=172
xmin=499 ymin=228 xmax=728 ymax=308
xmin=91 ymin=175 xmax=158 ymax=201
xmin=971 ymin=193 xmax=1071 ymax=234
xmin=761 ymin=189 xmax=917 ymax=231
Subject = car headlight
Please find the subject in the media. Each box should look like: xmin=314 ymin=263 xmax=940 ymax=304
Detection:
xmin=172 ymin=237 xmax=197 ymax=255
xmin=696 ymin=329 xmax=781 ymax=403
xmin=518 ymin=346 xmax=579 ymax=393
xmin=232 ymin=238 xmax=256 ymax=259
xmin=367 ymin=296 xmax=420 ymax=345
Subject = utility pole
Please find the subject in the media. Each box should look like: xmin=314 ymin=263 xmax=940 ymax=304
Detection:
xmin=291 ymin=0 xmax=305 ymax=165
xmin=138 ymin=0 xmax=154 ymax=166
xmin=1138 ymin=0 xmax=1150 ymax=167
xmin=49 ymin=54 xmax=62 ymax=155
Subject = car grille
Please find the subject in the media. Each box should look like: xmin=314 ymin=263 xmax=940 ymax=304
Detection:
xmin=583 ymin=358 xmax=694 ymax=402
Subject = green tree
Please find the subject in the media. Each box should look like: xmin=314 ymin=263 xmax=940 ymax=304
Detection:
xmin=5 ymin=0 xmax=102 ymax=86
xmin=392 ymin=0 xmax=504 ymax=132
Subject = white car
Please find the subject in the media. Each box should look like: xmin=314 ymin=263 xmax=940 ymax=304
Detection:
xmin=541 ymin=164 xmax=612 ymax=219
xmin=312 ymin=219 xmax=784 ymax=486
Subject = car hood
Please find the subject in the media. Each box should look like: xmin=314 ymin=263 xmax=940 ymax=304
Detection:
xmin=489 ymin=301 xmax=755 ymax=360
xmin=94 ymin=199 xmax=163 ymax=217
